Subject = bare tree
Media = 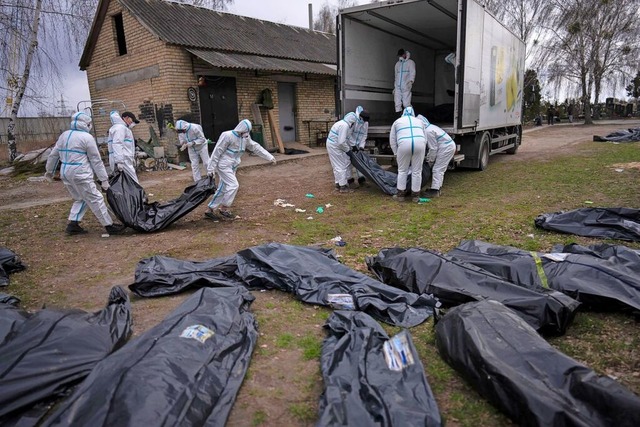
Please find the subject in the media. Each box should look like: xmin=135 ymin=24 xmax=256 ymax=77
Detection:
xmin=313 ymin=0 xmax=357 ymax=34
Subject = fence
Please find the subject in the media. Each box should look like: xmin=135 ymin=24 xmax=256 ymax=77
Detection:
xmin=0 ymin=116 xmax=69 ymax=162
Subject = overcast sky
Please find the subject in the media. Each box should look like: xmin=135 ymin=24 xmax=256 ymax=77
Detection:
xmin=51 ymin=0 xmax=362 ymax=117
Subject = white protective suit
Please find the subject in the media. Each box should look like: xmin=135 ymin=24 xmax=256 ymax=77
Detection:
xmin=45 ymin=112 xmax=115 ymax=226
xmin=394 ymin=51 xmax=416 ymax=113
xmin=347 ymin=106 xmax=369 ymax=180
xmin=418 ymin=114 xmax=456 ymax=191
xmin=390 ymin=107 xmax=427 ymax=193
xmin=108 ymin=111 xmax=138 ymax=183
xmin=206 ymin=119 xmax=274 ymax=210
xmin=176 ymin=119 xmax=210 ymax=182
xmin=326 ymin=113 xmax=358 ymax=187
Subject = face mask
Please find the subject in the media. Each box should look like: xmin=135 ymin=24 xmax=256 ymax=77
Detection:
xmin=128 ymin=122 xmax=137 ymax=129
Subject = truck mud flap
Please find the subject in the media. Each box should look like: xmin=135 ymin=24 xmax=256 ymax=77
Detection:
xmin=366 ymin=247 xmax=579 ymax=335
xmin=318 ymin=311 xmax=442 ymax=426
xmin=435 ymin=300 xmax=640 ymax=427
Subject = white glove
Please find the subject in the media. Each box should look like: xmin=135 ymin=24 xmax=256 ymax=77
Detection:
xmin=270 ymin=158 xmax=277 ymax=165
xmin=207 ymin=171 xmax=215 ymax=178
xmin=116 ymin=163 xmax=124 ymax=171
xmin=43 ymin=172 xmax=54 ymax=182
xmin=180 ymin=144 xmax=187 ymax=152
xmin=101 ymin=181 xmax=110 ymax=191
xmin=427 ymin=161 xmax=435 ymax=168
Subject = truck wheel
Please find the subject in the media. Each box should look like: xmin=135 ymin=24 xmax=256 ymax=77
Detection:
xmin=477 ymin=132 xmax=490 ymax=171
xmin=506 ymin=125 xmax=522 ymax=154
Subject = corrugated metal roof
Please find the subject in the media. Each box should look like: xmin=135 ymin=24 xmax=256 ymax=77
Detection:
xmin=120 ymin=0 xmax=336 ymax=64
xmin=188 ymin=49 xmax=336 ymax=75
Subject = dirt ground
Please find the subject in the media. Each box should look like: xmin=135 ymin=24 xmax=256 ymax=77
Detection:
xmin=1 ymin=119 xmax=639 ymax=426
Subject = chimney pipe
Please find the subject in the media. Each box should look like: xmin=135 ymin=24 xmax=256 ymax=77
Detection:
xmin=308 ymin=3 xmax=313 ymax=30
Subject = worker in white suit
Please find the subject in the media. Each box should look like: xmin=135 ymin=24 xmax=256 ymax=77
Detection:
xmin=175 ymin=119 xmax=210 ymax=182
xmin=108 ymin=111 xmax=139 ymax=184
xmin=45 ymin=112 xmax=126 ymax=235
xmin=389 ymin=106 xmax=426 ymax=202
xmin=394 ymin=49 xmax=416 ymax=113
xmin=326 ymin=112 xmax=358 ymax=193
xmin=418 ymin=114 xmax=455 ymax=197
xmin=347 ymin=106 xmax=370 ymax=186
xmin=205 ymin=119 xmax=276 ymax=221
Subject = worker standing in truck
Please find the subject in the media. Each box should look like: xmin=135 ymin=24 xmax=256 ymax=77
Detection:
xmin=394 ymin=49 xmax=416 ymax=113
xmin=418 ymin=114 xmax=455 ymax=198
xmin=389 ymin=107 xmax=426 ymax=202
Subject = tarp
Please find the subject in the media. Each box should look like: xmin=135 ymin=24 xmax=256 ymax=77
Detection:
xmin=130 ymin=243 xmax=439 ymax=328
xmin=0 ymin=287 xmax=132 ymax=424
xmin=535 ymin=207 xmax=640 ymax=241
xmin=106 ymin=171 xmax=217 ymax=232
xmin=449 ymin=240 xmax=640 ymax=313
xmin=0 ymin=247 xmax=26 ymax=287
xmin=347 ymin=151 xmax=431 ymax=195
xmin=366 ymin=247 xmax=579 ymax=334
xmin=318 ymin=311 xmax=442 ymax=426
xmin=593 ymin=127 xmax=640 ymax=142
xmin=43 ymin=287 xmax=257 ymax=427
xmin=435 ymin=300 xmax=640 ymax=427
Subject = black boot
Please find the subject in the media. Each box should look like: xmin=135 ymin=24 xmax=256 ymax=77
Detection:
xmin=411 ymin=192 xmax=421 ymax=202
xmin=392 ymin=189 xmax=406 ymax=201
xmin=339 ymin=185 xmax=354 ymax=193
xmin=66 ymin=221 xmax=87 ymax=235
xmin=358 ymin=176 xmax=366 ymax=185
xmin=105 ymin=224 xmax=126 ymax=235
xmin=424 ymin=188 xmax=440 ymax=198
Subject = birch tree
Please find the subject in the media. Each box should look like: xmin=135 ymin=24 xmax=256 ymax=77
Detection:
xmin=172 ymin=0 xmax=233 ymax=10
xmin=313 ymin=0 xmax=358 ymax=34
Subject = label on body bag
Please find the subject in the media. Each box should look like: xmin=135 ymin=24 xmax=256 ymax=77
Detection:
xmin=383 ymin=331 xmax=415 ymax=372
xmin=180 ymin=325 xmax=215 ymax=344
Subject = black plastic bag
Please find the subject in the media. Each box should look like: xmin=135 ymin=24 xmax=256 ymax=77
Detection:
xmin=236 ymin=243 xmax=439 ymax=327
xmin=106 ymin=171 xmax=217 ymax=232
xmin=535 ymin=207 xmax=640 ymax=241
xmin=435 ymin=300 xmax=640 ymax=427
xmin=130 ymin=254 xmax=239 ymax=297
xmin=0 ymin=286 xmax=132 ymax=424
xmin=43 ymin=287 xmax=257 ymax=427
xmin=449 ymin=240 xmax=640 ymax=313
xmin=593 ymin=127 xmax=640 ymax=142
xmin=347 ymin=151 xmax=431 ymax=195
xmin=0 ymin=293 xmax=26 ymax=345
xmin=318 ymin=311 xmax=442 ymax=426
xmin=0 ymin=247 xmax=26 ymax=287
xmin=366 ymin=247 xmax=579 ymax=334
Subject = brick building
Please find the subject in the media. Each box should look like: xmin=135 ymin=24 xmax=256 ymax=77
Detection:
xmin=80 ymin=0 xmax=337 ymax=160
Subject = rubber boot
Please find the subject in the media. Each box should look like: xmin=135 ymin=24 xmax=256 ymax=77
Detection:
xmin=66 ymin=221 xmax=87 ymax=235
xmin=105 ymin=224 xmax=126 ymax=235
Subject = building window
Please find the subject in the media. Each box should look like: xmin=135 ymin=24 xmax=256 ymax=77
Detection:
xmin=113 ymin=13 xmax=127 ymax=56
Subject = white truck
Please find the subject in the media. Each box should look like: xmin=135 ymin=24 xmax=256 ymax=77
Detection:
xmin=337 ymin=0 xmax=525 ymax=170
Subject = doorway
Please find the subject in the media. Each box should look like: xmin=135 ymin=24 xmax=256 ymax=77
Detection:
xmin=199 ymin=76 xmax=238 ymax=145
xmin=278 ymin=82 xmax=296 ymax=142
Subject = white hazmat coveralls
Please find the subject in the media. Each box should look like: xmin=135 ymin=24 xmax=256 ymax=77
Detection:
xmin=45 ymin=112 xmax=115 ymax=226
xmin=326 ymin=113 xmax=357 ymax=187
xmin=390 ymin=107 xmax=427 ymax=194
xmin=347 ymin=106 xmax=369 ymax=180
xmin=108 ymin=111 xmax=139 ymax=183
xmin=176 ymin=119 xmax=210 ymax=182
xmin=394 ymin=51 xmax=416 ymax=113
xmin=418 ymin=114 xmax=456 ymax=191
xmin=207 ymin=119 xmax=275 ymax=210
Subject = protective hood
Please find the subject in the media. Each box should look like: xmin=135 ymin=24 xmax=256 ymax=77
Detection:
xmin=109 ymin=111 xmax=126 ymax=127
xmin=70 ymin=112 xmax=92 ymax=132
xmin=355 ymin=106 xmax=364 ymax=123
xmin=233 ymin=119 xmax=252 ymax=135
xmin=175 ymin=120 xmax=190 ymax=132
xmin=343 ymin=112 xmax=358 ymax=127
xmin=417 ymin=114 xmax=430 ymax=126
xmin=403 ymin=106 xmax=415 ymax=117
xmin=405 ymin=51 xmax=411 ymax=61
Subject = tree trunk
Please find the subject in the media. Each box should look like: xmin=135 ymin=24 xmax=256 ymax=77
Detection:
xmin=581 ymin=71 xmax=593 ymax=125
xmin=7 ymin=0 xmax=43 ymax=162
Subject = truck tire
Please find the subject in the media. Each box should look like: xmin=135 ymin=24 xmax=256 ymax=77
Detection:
xmin=506 ymin=125 xmax=522 ymax=154
xmin=477 ymin=132 xmax=490 ymax=171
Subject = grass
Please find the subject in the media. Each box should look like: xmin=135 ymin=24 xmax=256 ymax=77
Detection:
xmin=2 ymin=133 xmax=640 ymax=426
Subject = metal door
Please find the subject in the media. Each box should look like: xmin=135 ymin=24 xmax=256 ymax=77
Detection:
xmin=199 ymin=76 xmax=238 ymax=144
xmin=278 ymin=82 xmax=296 ymax=142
